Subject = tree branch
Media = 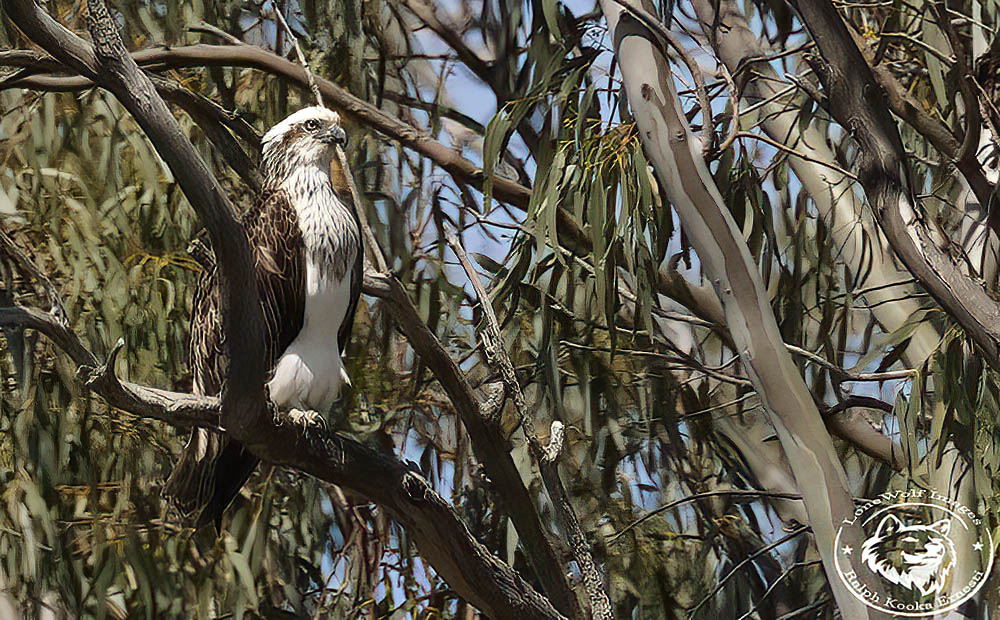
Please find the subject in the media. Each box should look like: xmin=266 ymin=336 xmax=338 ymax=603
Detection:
xmin=791 ymin=0 xmax=1000 ymax=371
xmin=846 ymin=22 xmax=995 ymax=220
xmin=0 ymin=42 xmax=591 ymax=252
xmin=445 ymin=226 xmax=613 ymax=620
xmin=0 ymin=303 xmax=565 ymax=620
xmin=599 ymin=1 xmax=874 ymax=616
xmin=0 ymin=3 xmax=573 ymax=618
xmin=0 ymin=41 xmax=741 ymax=336
xmin=361 ymin=270 xmax=583 ymax=618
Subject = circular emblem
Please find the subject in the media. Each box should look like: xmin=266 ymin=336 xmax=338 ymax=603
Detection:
xmin=834 ymin=489 xmax=993 ymax=616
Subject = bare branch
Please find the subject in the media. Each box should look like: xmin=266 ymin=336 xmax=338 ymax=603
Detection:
xmin=338 ymin=148 xmax=388 ymax=273
xmin=606 ymin=489 xmax=804 ymax=545
xmin=362 ymin=270 xmax=582 ymax=618
xmin=444 ymin=226 xmax=613 ymax=620
xmin=785 ymin=344 xmax=917 ymax=382
xmin=270 ymin=3 xmax=323 ymax=107
xmin=845 ymin=20 xmax=995 ymax=223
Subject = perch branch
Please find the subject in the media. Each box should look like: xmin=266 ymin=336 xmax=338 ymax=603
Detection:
xmin=0 ymin=305 xmax=564 ymax=620
xmin=0 ymin=2 xmax=573 ymax=617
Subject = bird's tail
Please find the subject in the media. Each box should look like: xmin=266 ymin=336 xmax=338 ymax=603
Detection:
xmin=163 ymin=429 xmax=259 ymax=529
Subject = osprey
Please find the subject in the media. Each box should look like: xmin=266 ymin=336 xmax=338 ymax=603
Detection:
xmin=164 ymin=107 xmax=362 ymax=528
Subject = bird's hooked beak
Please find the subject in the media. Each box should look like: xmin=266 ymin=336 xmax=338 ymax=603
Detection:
xmin=321 ymin=125 xmax=348 ymax=147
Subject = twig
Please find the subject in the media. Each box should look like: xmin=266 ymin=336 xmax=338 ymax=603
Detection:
xmin=734 ymin=560 xmax=823 ymax=620
xmin=735 ymin=131 xmax=860 ymax=181
xmin=606 ymin=489 xmax=803 ymax=545
xmin=785 ymin=344 xmax=917 ymax=382
xmin=713 ymin=62 xmax=739 ymax=157
xmin=444 ymin=224 xmax=613 ymax=620
xmin=337 ymin=147 xmax=388 ymax=272
xmin=188 ymin=21 xmax=242 ymax=46
xmin=0 ymin=226 xmax=68 ymax=324
xmin=687 ymin=525 xmax=811 ymax=619
xmin=270 ymin=4 xmax=323 ymax=107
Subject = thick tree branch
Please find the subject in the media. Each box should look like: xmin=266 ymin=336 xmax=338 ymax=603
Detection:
xmin=0 ymin=303 xmax=565 ymax=620
xmin=2 ymin=0 xmax=271 ymax=433
xmin=790 ymin=0 xmax=1000 ymax=371
xmin=0 ymin=42 xmax=590 ymax=250
xmin=0 ymin=249 xmax=569 ymax=620
xmin=846 ymin=25 xmax=995 ymax=221
xmin=0 ymin=3 xmax=574 ymax=618
xmin=362 ymin=271 xmax=583 ymax=618
xmin=600 ymin=1 xmax=874 ymax=616
xmin=149 ymin=76 xmax=263 ymax=193
xmin=0 ymin=42 xmax=741 ymax=335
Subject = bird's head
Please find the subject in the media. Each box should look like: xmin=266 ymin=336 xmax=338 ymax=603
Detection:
xmin=261 ymin=106 xmax=348 ymax=182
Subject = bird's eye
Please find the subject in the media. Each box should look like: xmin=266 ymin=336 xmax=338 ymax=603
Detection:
xmin=304 ymin=119 xmax=321 ymax=131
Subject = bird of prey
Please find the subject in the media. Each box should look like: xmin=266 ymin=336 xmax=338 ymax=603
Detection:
xmin=163 ymin=107 xmax=362 ymax=529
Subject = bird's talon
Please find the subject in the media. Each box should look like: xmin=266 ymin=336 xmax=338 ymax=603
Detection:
xmin=286 ymin=408 xmax=326 ymax=429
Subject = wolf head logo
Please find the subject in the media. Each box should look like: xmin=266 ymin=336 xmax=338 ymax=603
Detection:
xmin=861 ymin=513 xmax=956 ymax=597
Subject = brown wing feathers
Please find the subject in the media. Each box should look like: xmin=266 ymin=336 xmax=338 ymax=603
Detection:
xmin=163 ymin=189 xmax=307 ymax=528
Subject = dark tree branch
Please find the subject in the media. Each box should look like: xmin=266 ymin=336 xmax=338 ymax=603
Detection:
xmin=445 ymin=226 xmax=613 ymax=620
xmin=0 ymin=243 xmax=569 ymax=620
xmin=0 ymin=42 xmax=740 ymax=336
xmin=0 ymin=304 xmax=565 ymax=620
xmin=0 ymin=2 xmax=573 ymax=618
xmin=362 ymin=271 xmax=583 ymax=618
xmin=149 ymin=76 xmax=263 ymax=193
xmin=929 ymin=1 xmax=982 ymax=171
xmin=0 ymin=41 xmax=591 ymax=255
xmin=845 ymin=25 xmax=995 ymax=223
xmin=2 ymin=0 xmax=271 ymax=429
xmin=791 ymin=0 xmax=1000 ymax=371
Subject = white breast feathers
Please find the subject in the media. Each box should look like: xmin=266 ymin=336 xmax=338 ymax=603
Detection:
xmin=267 ymin=163 xmax=359 ymax=412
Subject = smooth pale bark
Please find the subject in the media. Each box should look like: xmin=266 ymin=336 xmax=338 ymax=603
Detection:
xmin=600 ymin=2 xmax=871 ymax=617
xmin=696 ymin=4 xmax=984 ymax=614
xmin=691 ymin=0 xmax=941 ymax=368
